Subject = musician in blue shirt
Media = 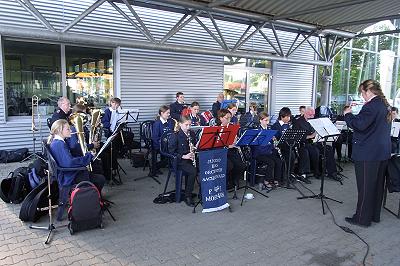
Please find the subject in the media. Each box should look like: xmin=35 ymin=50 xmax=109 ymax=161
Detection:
xmin=227 ymin=103 xmax=239 ymax=125
xmin=168 ymin=116 xmax=197 ymax=207
xmin=240 ymin=102 xmax=260 ymax=128
xmin=48 ymin=119 xmax=105 ymax=191
xmin=211 ymin=93 xmax=224 ymax=118
xmin=101 ymin=97 xmax=122 ymax=138
xmin=151 ymin=105 xmax=176 ymax=176
xmin=189 ymin=101 xmax=206 ymax=126
xmin=252 ymin=112 xmax=282 ymax=189
xmin=344 ymin=80 xmax=391 ymax=227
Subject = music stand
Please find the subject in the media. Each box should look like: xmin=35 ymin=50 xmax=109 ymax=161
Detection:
xmin=95 ymin=122 xmax=127 ymax=184
xmin=297 ymin=118 xmax=343 ymax=214
xmin=236 ymin=129 xmax=278 ymax=206
xmin=278 ymin=129 xmax=306 ymax=194
xmin=193 ymin=125 xmax=239 ymax=213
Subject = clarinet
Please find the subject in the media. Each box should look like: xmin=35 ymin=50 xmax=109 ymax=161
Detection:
xmin=273 ymin=137 xmax=284 ymax=160
xmin=188 ymin=133 xmax=197 ymax=167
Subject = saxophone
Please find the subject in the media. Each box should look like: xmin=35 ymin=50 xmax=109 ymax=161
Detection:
xmin=70 ymin=113 xmax=92 ymax=171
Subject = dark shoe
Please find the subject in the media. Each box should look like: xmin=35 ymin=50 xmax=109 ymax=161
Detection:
xmin=156 ymin=169 xmax=163 ymax=175
xmin=184 ymin=197 xmax=195 ymax=207
xmin=297 ymin=174 xmax=311 ymax=184
xmin=345 ymin=217 xmax=370 ymax=228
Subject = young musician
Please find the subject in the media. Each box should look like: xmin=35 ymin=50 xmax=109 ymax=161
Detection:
xmin=101 ymin=97 xmax=122 ymax=138
xmin=151 ymin=105 xmax=175 ymax=176
xmin=211 ymin=92 xmax=224 ymax=118
xmin=294 ymin=105 xmax=306 ymax=119
xmin=344 ymin=80 xmax=391 ymax=227
xmin=189 ymin=101 xmax=206 ymax=126
xmin=227 ymin=103 xmax=239 ymax=125
xmin=252 ymin=112 xmax=282 ymax=189
xmin=48 ymin=119 xmax=105 ymax=191
xmin=216 ymin=109 xmax=246 ymax=189
xmin=50 ymin=97 xmax=71 ymax=127
xmin=170 ymin=92 xmax=187 ymax=120
xmin=240 ymin=102 xmax=260 ymax=128
xmin=169 ymin=116 xmax=197 ymax=207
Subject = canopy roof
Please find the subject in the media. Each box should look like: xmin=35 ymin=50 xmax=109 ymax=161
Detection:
xmin=124 ymin=0 xmax=400 ymax=36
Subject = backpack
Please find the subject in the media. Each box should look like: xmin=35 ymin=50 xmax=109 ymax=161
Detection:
xmin=0 ymin=148 xmax=29 ymax=163
xmin=0 ymin=167 xmax=30 ymax=203
xmin=19 ymin=181 xmax=59 ymax=223
xmin=131 ymin=152 xmax=146 ymax=168
xmin=28 ymin=159 xmax=48 ymax=189
xmin=68 ymin=181 xmax=103 ymax=234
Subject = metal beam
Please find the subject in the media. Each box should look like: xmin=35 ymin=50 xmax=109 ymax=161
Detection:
xmin=130 ymin=0 xmax=355 ymax=38
xmin=232 ymin=25 xmax=252 ymax=51
xmin=331 ymin=38 xmax=351 ymax=60
xmin=259 ymin=29 xmax=282 ymax=56
xmin=208 ymin=0 xmax=238 ymax=8
xmin=286 ymin=31 xmax=315 ymax=57
xmin=232 ymin=23 xmax=266 ymax=52
xmin=62 ymin=0 xmax=107 ymax=33
xmin=208 ymin=12 xmax=228 ymax=50
xmin=356 ymin=29 xmax=400 ymax=37
xmin=160 ymin=11 xmax=201 ymax=44
xmin=122 ymin=0 xmax=155 ymax=42
xmin=194 ymin=17 xmax=226 ymax=49
xmin=327 ymin=35 xmax=338 ymax=61
xmin=108 ymin=1 xmax=154 ymax=42
xmin=15 ymin=0 xmax=56 ymax=32
xmin=274 ymin=0 xmax=376 ymax=20
xmin=286 ymin=33 xmax=300 ymax=57
xmin=0 ymin=26 xmax=332 ymax=66
xmin=325 ymin=14 xmax=400 ymax=29
xmin=304 ymin=34 xmax=324 ymax=61
xmin=271 ymin=23 xmax=284 ymax=57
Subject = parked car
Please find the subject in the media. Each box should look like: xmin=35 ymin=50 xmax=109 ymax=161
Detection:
xmin=331 ymin=94 xmax=364 ymax=114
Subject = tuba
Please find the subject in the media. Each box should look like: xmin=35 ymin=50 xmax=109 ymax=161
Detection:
xmin=70 ymin=113 xmax=92 ymax=171
xmin=89 ymin=109 xmax=102 ymax=149
xmin=31 ymin=95 xmax=39 ymax=132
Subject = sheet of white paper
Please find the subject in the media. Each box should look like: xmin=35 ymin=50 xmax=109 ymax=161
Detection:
xmin=391 ymin=122 xmax=400 ymax=137
xmin=321 ymin=117 xmax=341 ymax=135
xmin=308 ymin=119 xmax=329 ymax=137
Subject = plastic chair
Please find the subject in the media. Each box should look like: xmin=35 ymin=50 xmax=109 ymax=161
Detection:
xmin=159 ymin=132 xmax=184 ymax=202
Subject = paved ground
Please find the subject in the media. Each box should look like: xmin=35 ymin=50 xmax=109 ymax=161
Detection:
xmin=0 ymin=158 xmax=399 ymax=266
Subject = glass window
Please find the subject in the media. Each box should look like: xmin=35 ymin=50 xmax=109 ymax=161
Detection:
xmin=66 ymin=46 xmax=113 ymax=108
xmin=249 ymin=73 xmax=269 ymax=112
xmin=223 ymin=68 xmax=247 ymax=113
xmin=3 ymin=40 xmax=61 ymax=117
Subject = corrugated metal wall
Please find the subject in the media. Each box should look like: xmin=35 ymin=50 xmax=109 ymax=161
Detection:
xmin=120 ymin=48 xmax=224 ymax=136
xmin=0 ymin=0 xmax=316 ymax=150
xmin=0 ymin=35 xmax=5 ymax=123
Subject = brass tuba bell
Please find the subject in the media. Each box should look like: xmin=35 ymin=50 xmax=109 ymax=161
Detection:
xmin=89 ymin=109 xmax=102 ymax=148
xmin=70 ymin=112 xmax=92 ymax=171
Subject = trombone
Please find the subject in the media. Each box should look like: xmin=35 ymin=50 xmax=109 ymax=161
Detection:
xmin=31 ymin=95 xmax=39 ymax=132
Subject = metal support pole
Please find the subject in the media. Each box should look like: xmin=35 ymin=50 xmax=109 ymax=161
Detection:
xmin=271 ymin=23 xmax=284 ymax=57
xmin=259 ymin=29 xmax=282 ymax=56
xmin=232 ymin=25 xmax=252 ymax=51
xmin=232 ymin=22 xmax=266 ymax=52
xmin=195 ymin=17 xmax=226 ymax=49
xmin=161 ymin=11 xmax=202 ymax=44
xmin=208 ymin=12 xmax=228 ymax=50
xmin=122 ymin=0 xmax=156 ymax=42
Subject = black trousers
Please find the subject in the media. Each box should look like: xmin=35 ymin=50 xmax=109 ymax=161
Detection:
xmin=76 ymin=171 xmax=106 ymax=192
xmin=179 ymin=159 xmax=197 ymax=197
xmin=256 ymin=151 xmax=283 ymax=183
xmin=227 ymin=148 xmax=246 ymax=187
xmin=316 ymin=143 xmax=337 ymax=176
xmin=301 ymin=143 xmax=320 ymax=176
xmin=352 ymin=160 xmax=388 ymax=226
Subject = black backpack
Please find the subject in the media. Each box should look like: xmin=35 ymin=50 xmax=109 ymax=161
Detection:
xmin=131 ymin=152 xmax=146 ymax=168
xmin=19 ymin=181 xmax=59 ymax=223
xmin=0 ymin=167 xmax=30 ymax=203
xmin=0 ymin=148 xmax=29 ymax=163
xmin=68 ymin=181 xmax=103 ymax=234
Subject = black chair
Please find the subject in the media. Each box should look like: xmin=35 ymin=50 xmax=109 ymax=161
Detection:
xmin=160 ymin=132 xmax=184 ymax=202
xmin=134 ymin=120 xmax=160 ymax=183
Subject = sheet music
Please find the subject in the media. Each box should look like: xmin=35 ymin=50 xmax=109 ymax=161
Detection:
xmin=321 ymin=118 xmax=340 ymax=135
xmin=391 ymin=122 xmax=400 ymax=137
xmin=308 ymin=119 xmax=329 ymax=137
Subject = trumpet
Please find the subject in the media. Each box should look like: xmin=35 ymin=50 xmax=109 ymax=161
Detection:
xmin=31 ymin=95 xmax=39 ymax=132
xmin=188 ymin=133 xmax=196 ymax=167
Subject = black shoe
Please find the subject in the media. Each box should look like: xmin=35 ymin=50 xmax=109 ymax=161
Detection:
xmin=184 ymin=197 xmax=195 ymax=207
xmin=297 ymin=174 xmax=311 ymax=184
xmin=345 ymin=217 xmax=370 ymax=228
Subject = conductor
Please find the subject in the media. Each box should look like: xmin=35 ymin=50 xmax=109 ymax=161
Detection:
xmin=343 ymin=79 xmax=391 ymax=227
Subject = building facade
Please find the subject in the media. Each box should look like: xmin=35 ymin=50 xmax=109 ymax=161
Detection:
xmin=0 ymin=0 xmax=317 ymax=151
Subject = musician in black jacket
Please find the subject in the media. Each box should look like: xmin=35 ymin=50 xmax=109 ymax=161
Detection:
xmin=344 ymin=80 xmax=391 ymax=227
xmin=50 ymin=97 xmax=71 ymax=127
xmin=169 ymin=116 xmax=197 ymax=207
xmin=211 ymin=92 xmax=224 ymax=118
xmin=170 ymin=92 xmax=187 ymax=120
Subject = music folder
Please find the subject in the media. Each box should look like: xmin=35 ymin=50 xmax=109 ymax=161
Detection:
xmin=197 ymin=124 xmax=240 ymax=150
xmin=236 ymin=129 xmax=277 ymax=146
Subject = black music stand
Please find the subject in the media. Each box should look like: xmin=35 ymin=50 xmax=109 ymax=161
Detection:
xmin=193 ymin=125 xmax=239 ymax=213
xmin=95 ymin=122 xmax=126 ymax=185
xmin=236 ymin=129 xmax=277 ymax=206
xmin=297 ymin=120 xmax=343 ymax=214
xmin=278 ymin=128 xmax=306 ymax=196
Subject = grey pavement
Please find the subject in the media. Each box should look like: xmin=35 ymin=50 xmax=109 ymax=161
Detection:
xmin=0 ymin=158 xmax=399 ymax=266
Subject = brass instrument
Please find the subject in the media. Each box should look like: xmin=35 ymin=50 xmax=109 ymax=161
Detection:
xmin=188 ymin=133 xmax=196 ymax=167
xmin=70 ymin=113 xmax=92 ymax=171
xmin=171 ymin=118 xmax=179 ymax=132
xmin=89 ymin=109 xmax=102 ymax=150
xmin=31 ymin=95 xmax=39 ymax=132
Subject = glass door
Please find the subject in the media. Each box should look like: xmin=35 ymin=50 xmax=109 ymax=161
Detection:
xmin=249 ymin=71 xmax=269 ymax=113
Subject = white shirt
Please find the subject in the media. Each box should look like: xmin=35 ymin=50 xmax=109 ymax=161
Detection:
xmin=110 ymin=107 xmax=118 ymax=132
